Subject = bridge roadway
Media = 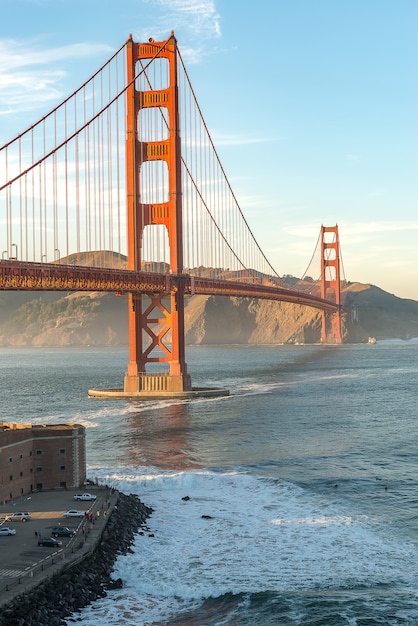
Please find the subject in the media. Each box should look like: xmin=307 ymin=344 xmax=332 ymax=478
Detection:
xmin=0 ymin=486 xmax=115 ymax=608
xmin=0 ymin=261 xmax=340 ymax=313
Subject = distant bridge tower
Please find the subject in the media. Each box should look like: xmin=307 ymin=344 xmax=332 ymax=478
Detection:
xmin=320 ymin=225 xmax=342 ymax=344
xmin=124 ymin=33 xmax=191 ymax=394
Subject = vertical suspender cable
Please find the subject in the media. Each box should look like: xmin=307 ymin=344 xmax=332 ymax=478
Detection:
xmin=18 ymin=139 xmax=22 ymax=260
xmin=43 ymin=121 xmax=47 ymax=259
xmin=115 ymin=55 xmax=121 ymax=263
xmin=4 ymin=147 xmax=8 ymax=255
xmin=75 ymin=95 xmax=80 ymax=258
xmin=107 ymin=66 xmax=113 ymax=265
xmin=64 ymin=101 xmax=69 ymax=260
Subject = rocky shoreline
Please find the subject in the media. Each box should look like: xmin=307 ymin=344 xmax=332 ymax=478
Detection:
xmin=0 ymin=492 xmax=153 ymax=626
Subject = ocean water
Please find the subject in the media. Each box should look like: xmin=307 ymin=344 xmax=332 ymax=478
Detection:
xmin=2 ymin=340 xmax=418 ymax=625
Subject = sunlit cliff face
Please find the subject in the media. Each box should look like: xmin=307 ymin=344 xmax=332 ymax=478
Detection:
xmin=0 ymin=282 xmax=417 ymax=347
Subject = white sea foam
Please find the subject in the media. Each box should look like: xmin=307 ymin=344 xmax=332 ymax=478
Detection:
xmin=233 ymin=372 xmax=358 ymax=397
xmin=75 ymin=467 xmax=418 ymax=625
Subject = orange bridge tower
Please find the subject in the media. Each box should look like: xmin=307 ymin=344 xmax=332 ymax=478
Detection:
xmin=320 ymin=225 xmax=342 ymax=344
xmin=124 ymin=33 xmax=191 ymax=394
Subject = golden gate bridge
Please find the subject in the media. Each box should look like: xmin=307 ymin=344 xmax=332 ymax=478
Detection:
xmin=0 ymin=33 xmax=342 ymax=398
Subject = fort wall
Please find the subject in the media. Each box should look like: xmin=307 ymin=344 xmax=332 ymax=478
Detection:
xmin=0 ymin=423 xmax=86 ymax=503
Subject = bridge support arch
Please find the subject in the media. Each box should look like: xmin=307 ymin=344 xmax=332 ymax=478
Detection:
xmin=320 ymin=225 xmax=342 ymax=344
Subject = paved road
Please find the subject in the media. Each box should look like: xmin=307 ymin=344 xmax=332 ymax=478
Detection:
xmin=0 ymin=487 xmax=114 ymax=606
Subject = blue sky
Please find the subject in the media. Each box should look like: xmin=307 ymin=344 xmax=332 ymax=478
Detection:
xmin=1 ymin=0 xmax=417 ymax=299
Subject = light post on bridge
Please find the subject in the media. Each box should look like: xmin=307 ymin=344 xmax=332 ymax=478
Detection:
xmin=54 ymin=248 xmax=61 ymax=263
xmin=10 ymin=243 xmax=18 ymax=260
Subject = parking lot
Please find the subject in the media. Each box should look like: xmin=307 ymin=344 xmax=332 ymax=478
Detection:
xmin=0 ymin=487 xmax=112 ymax=605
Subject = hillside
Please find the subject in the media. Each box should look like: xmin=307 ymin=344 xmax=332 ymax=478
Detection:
xmin=0 ymin=281 xmax=417 ymax=346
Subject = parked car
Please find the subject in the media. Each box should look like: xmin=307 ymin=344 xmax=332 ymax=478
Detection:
xmin=38 ymin=537 xmax=62 ymax=547
xmin=73 ymin=493 xmax=97 ymax=501
xmin=63 ymin=510 xmax=85 ymax=518
xmin=0 ymin=527 xmax=16 ymax=536
xmin=51 ymin=526 xmax=75 ymax=537
xmin=9 ymin=512 xmax=31 ymax=522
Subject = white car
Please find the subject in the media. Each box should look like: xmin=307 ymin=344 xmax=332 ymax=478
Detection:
xmin=73 ymin=493 xmax=97 ymax=501
xmin=9 ymin=511 xmax=31 ymax=522
xmin=63 ymin=510 xmax=85 ymax=518
xmin=0 ymin=527 xmax=16 ymax=535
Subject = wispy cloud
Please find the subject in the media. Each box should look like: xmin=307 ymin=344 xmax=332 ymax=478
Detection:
xmin=0 ymin=39 xmax=113 ymax=115
xmin=276 ymin=220 xmax=418 ymax=277
xmin=341 ymin=221 xmax=418 ymax=236
xmin=138 ymin=0 xmax=221 ymax=38
xmin=135 ymin=0 xmax=221 ymax=64
xmin=284 ymin=220 xmax=418 ymax=241
xmin=0 ymin=40 xmax=112 ymax=71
